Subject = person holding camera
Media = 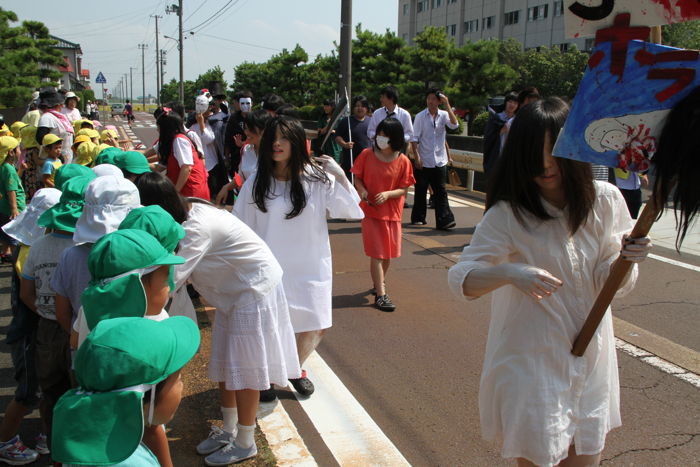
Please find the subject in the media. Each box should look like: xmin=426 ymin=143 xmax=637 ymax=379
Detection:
xmin=410 ymin=89 xmax=459 ymax=230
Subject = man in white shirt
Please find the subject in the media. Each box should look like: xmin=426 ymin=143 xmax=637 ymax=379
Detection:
xmin=410 ymin=89 xmax=459 ymax=230
xmin=366 ymin=86 xmax=413 ymax=143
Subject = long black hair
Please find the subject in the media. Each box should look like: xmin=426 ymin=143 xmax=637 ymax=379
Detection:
xmin=155 ymin=112 xmax=201 ymax=166
xmin=135 ymin=172 xmax=188 ymax=224
xmin=253 ymin=116 xmax=328 ymax=219
xmin=652 ymin=86 xmax=700 ymax=249
xmin=487 ymin=97 xmax=595 ymax=235
xmin=243 ymin=109 xmax=270 ymax=136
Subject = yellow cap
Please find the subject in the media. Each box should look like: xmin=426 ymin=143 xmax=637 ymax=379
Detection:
xmin=10 ymin=121 xmax=28 ymax=139
xmin=42 ymin=133 xmax=63 ymax=147
xmin=0 ymin=124 xmax=10 ymax=136
xmin=74 ymin=140 xmax=99 ymax=166
xmin=72 ymin=134 xmax=92 ymax=148
xmin=73 ymin=119 xmax=93 ymax=134
xmin=0 ymin=135 xmax=19 ymax=158
xmin=77 ymin=128 xmax=100 ymax=139
xmin=100 ymin=129 xmax=118 ymax=141
xmin=19 ymin=126 xmax=38 ymax=149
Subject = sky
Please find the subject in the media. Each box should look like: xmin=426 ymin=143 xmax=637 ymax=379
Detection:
xmin=4 ymin=0 xmax=398 ymax=97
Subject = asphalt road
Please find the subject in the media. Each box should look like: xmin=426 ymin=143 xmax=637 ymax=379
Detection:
xmin=120 ymin=112 xmax=699 ymax=465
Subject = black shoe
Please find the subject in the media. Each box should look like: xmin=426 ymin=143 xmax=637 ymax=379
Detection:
xmin=375 ymin=294 xmax=396 ymax=312
xmin=437 ymin=221 xmax=456 ymax=230
xmin=289 ymin=370 xmax=315 ymax=396
xmin=259 ymin=386 xmax=277 ymax=402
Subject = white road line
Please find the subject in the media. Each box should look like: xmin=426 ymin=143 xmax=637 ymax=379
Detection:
xmin=295 ymin=352 xmax=410 ymax=466
xmin=615 ymin=338 xmax=700 ymax=388
xmin=648 ymin=253 xmax=700 ymax=272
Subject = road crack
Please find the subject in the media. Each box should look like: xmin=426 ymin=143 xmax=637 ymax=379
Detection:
xmin=601 ymin=433 xmax=700 ymax=463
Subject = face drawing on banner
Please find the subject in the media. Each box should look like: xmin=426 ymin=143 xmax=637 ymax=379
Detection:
xmin=239 ymin=98 xmax=252 ymax=113
xmin=584 ymin=109 xmax=667 ymax=171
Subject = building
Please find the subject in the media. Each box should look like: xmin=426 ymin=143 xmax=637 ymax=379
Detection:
xmin=397 ymin=0 xmax=594 ymax=51
xmin=49 ymin=35 xmax=87 ymax=91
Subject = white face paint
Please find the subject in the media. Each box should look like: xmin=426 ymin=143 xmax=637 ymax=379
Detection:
xmin=239 ymin=98 xmax=252 ymax=112
xmin=376 ymin=135 xmax=390 ymax=150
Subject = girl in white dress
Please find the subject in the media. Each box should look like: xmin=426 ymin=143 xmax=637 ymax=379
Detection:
xmin=234 ymin=116 xmax=364 ymax=397
xmin=136 ymin=172 xmax=300 ymax=466
xmin=448 ymin=98 xmax=652 ymax=467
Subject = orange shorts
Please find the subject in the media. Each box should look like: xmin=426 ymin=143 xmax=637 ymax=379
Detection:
xmin=361 ymin=217 xmax=402 ymax=259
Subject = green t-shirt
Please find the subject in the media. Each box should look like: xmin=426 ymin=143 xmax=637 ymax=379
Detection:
xmin=0 ymin=163 xmax=26 ymax=215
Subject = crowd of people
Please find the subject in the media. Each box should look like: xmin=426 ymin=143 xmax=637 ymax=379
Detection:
xmin=0 ymin=77 xmax=662 ymax=467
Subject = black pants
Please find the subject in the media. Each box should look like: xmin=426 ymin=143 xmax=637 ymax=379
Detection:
xmin=411 ymin=165 xmax=455 ymax=228
xmin=619 ymin=188 xmax=642 ymax=219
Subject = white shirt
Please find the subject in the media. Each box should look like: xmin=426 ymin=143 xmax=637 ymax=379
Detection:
xmin=61 ymin=107 xmax=82 ymax=122
xmin=38 ymin=111 xmax=73 ymax=160
xmin=153 ymin=136 xmax=194 ymax=167
xmin=234 ymin=169 xmax=364 ymax=332
xmin=367 ymin=105 xmax=414 ymax=142
xmin=239 ymin=144 xmax=257 ymax=183
xmin=411 ymin=108 xmax=458 ymax=168
xmin=189 ymin=123 xmax=218 ymax=171
xmin=174 ymin=202 xmax=283 ymax=310
xmin=447 ymin=181 xmax=637 ymax=467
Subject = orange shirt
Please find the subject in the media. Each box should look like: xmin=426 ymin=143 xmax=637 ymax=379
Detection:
xmin=351 ymin=148 xmax=415 ymax=221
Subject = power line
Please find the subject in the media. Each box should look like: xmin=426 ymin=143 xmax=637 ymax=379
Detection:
xmin=197 ymin=33 xmax=281 ymax=52
xmin=185 ymin=0 xmax=236 ymax=33
xmin=184 ymin=0 xmax=209 ymax=22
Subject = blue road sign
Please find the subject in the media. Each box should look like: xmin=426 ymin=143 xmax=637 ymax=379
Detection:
xmin=95 ymin=72 xmax=107 ymax=84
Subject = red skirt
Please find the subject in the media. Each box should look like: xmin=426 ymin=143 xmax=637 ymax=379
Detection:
xmin=361 ymin=217 xmax=402 ymax=259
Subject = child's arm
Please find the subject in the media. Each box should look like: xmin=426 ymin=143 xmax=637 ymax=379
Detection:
xmin=43 ymin=174 xmax=54 ymax=188
xmin=7 ymin=190 xmax=18 ymax=219
xmin=373 ymin=187 xmax=409 ymax=206
xmin=354 ymin=177 xmax=369 ymax=203
xmin=19 ymin=278 xmax=37 ymax=313
xmin=55 ymin=295 xmax=72 ymax=334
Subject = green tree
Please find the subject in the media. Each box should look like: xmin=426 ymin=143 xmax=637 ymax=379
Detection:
xmin=401 ymin=26 xmax=455 ymax=113
xmin=0 ymin=8 xmax=62 ymax=107
xmin=448 ymin=40 xmax=518 ymax=115
xmin=662 ymin=20 xmax=700 ymax=49
xmin=515 ymin=45 xmax=588 ymax=99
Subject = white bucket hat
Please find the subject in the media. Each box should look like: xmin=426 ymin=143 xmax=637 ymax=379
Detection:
xmin=2 ymin=188 xmax=62 ymax=246
xmin=73 ymin=176 xmax=141 ymax=244
xmin=92 ymin=163 xmax=124 ymax=178
xmin=65 ymin=91 xmax=80 ymax=101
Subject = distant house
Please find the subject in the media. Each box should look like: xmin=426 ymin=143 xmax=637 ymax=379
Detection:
xmin=50 ymin=35 xmax=85 ymax=91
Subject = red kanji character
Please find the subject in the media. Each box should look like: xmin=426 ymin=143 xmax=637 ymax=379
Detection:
xmin=595 ymin=13 xmax=650 ymax=80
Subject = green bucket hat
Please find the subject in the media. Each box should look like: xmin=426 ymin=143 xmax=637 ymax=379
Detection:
xmin=37 ymin=175 xmax=93 ymax=232
xmin=114 ymin=151 xmax=151 ymax=175
xmin=52 ymin=316 xmax=200 ymax=465
xmin=81 ymin=229 xmax=185 ymax=331
xmin=118 ymin=205 xmax=185 ymax=253
xmin=95 ymin=146 xmax=123 ymax=165
xmin=54 ymin=163 xmax=96 ymax=191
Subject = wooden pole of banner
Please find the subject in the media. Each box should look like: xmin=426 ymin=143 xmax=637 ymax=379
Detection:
xmin=572 ymin=25 xmax=664 ymax=357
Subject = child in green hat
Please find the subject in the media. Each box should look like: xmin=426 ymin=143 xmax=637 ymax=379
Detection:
xmin=52 ymin=316 xmax=200 ymax=466
xmin=113 ymin=150 xmax=153 ymax=183
xmin=0 ymin=136 xmax=26 ymax=261
xmin=74 ymin=229 xmax=186 ymax=467
xmin=53 ymin=163 xmax=96 ymax=192
xmin=19 ymin=175 xmax=93 ymax=453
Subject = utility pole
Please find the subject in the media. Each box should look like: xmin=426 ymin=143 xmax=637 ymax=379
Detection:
xmin=138 ymin=44 xmax=148 ymax=110
xmin=152 ymin=14 xmax=162 ymax=106
xmin=339 ymin=0 xmax=352 ymax=101
xmin=129 ymin=67 xmax=135 ymax=102
xmin=166 ymin=2 xmax=184 ymax=104
xmin=160 ymin=49 xmax=167 ymax=99
xmin=124 ymin=73 xmax=128 ymax=102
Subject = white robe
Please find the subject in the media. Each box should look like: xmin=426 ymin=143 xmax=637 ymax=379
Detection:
xmin=447 ymin=181 xmax=637 ymax=467
xmin=234 ymin=170 xmax=364 ymax=332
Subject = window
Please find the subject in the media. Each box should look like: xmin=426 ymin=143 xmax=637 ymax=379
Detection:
xmin=450 ymin=24 xmax=456 ymax=36
xmin=556 ymin=43 xmax=569 ymax=52
xmin=528 ymin=4 xmax=549 ymax=21
xmin=584 ymin=38 xmax=596 ymax=51
xmin=432 ymin=0 xmax=442 ymax=8
xmin=403 ymin=3 xmax=409 ymax=15
xmin=553 ymin=1 xmax=564 ymax=16
xmin=464 ymin=19 xmax=479 ymax=33
xmin=482 ymin=16 xmax=494 ymax=30
xmin=417 ymin=1 xmax=427 ymax=13
xmin=504 ymin=10 xmax=519 ymax=26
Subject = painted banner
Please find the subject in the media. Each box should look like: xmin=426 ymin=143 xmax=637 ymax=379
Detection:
xmin=565 ymin=0 xmax=700 ymax=39
xmin=552 ymin=39 xmax=700 ymax=169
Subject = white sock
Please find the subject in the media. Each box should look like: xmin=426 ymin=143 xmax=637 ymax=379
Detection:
xmin=221 ymin=406 xmax=238 ymax=434
xmin=235 ymin=423 xmax=255 ymax=449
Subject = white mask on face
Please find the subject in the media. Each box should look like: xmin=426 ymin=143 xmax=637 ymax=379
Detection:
xmin=239 ymin=98 xmax=252 ymax=112
xmin=376 ymin=135 xmax=390 ymax=150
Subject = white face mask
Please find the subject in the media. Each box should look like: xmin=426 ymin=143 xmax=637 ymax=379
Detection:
xmin=376 ymin=135 xmax=390 ymax=150
xmin=239 ymin=98 xmax=252 ymax=112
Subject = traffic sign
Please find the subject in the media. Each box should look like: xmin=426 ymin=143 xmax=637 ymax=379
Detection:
xmin=95 ymin=72 xmax=107 ymax=84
